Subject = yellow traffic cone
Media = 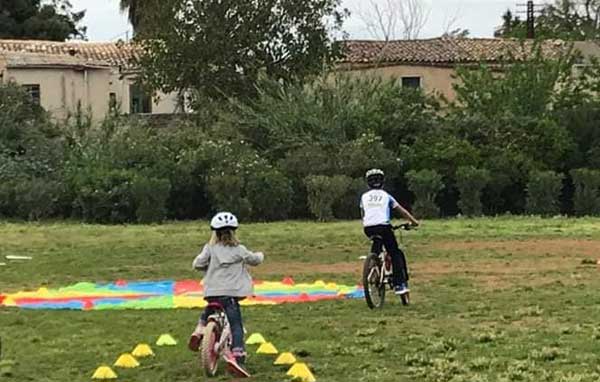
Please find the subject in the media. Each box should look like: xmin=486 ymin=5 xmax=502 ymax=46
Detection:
xmin=245 ymin=333 xmax=267 ymax=345
xmin=114 ymin=353 xmax=139 ymax=368
xmin=274 ymin=352 xmax=297 ymax=365
xmin=92 ymin=366 xmax=118 ymax=380
xmin=286 ymin=362 xmax=316 ymax=382
xmin=256 ymin=342 xmax=278 ymax=354
xmin=156 ymin=334 xmax=177 ymax=346
xmin=132 ymin=343 xmax=154 ymax=357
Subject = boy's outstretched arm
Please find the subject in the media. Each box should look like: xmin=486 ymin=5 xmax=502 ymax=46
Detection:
xmin=395 ymin=204 xmax=420 ymax=226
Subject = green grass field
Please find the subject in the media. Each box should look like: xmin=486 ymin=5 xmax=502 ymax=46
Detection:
xmin=1 ymin=217 xmax=600 ymax=381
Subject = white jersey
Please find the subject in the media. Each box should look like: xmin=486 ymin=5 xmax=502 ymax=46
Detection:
xmin=360 ymin=189 xmax=400 ymax=227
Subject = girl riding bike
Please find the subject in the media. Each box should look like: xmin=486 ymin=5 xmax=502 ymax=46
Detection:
xmin=188 ymin=212 xmax=264 ymax=378
xmin=360 ymin=169 xmax=420 ymax=296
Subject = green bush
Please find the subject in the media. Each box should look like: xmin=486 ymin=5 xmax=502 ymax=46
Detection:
xmin=206 ymin=174 xmax=252 ymax=219
xmin=406 ymin=133 xmax=481 ymax=179
xmin=406 ymin=169 xmax=443 ymax=218
xmin=526 ymin=170 xmax=564 ymax=216
xmin=304 ymin=175 xmax=351 ymax=221
xmin=0 ymin=180 xmax=17 ymax=217
xmin=336 ymin=133 xmax=401 ymax=179
xmin=456 ymin=166 xmax=490 ymax=217
xmin=230 ymin=75 xmax=440 ymax=160
xmin=13 ymin=178 xmax=66 ymax=220
xmin=279 ymin=145 xmax=335 ymax=178
xmin=246 ymin=169 xmax=293 ymax=221
xmin=0 ymin=83 xmax=50 ymax=151
xmin=570 ymin=168 xmax=600 ymax=216
xmin=71 ymin=168 xmax=137 ymax=223
xmin=165 ymin=167 xmax=208 ymax=220
xmin=132 ymin=176 xmax=171 ymax=223
xmin=279 ymin=145 xmax=336 ymax=218
xmin=333 ymin=178 xmax=365 ymax=219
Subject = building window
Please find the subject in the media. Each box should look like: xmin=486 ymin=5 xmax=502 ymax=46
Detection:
xmin=109 ymin=92 xmax=117 ymax=112
xmin=130 ymin=84 xmax=152 ymax=114
xmin=22 ymin=84 xmax=41 ymax=104
xmin=401 ymin=76 xmax=421 ymax=89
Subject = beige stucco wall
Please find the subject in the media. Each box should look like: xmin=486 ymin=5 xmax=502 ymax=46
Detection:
xmin=4 ymin=67 xmax=111 ymax=121
xmin=344 ymin=64 xmax=459 ymax=101
xmin=152 ymin=92 xmax=180 ymax=113
xmin=2 ymin=67 xmax=180 ymax=122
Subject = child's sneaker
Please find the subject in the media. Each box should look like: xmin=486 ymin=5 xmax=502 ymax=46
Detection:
xmin=187 ymin=333 xmax=202 ymax=352
xmin=187 ymin=323 xmax=205 ymax=352
xmin=394 ymin=283 xmax=410 ymax=296
xmin=224 ymin=352 xmax=251 ymax=378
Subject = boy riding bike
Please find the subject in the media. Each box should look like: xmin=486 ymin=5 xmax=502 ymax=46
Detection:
xmin=360 ymin=169 xmax=419 ymax=296
xmin=187 ymin=212 xmax=264 ymax=378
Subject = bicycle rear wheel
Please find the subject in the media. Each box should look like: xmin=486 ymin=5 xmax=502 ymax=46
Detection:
xmin=200 ymin=321 xmax=220 ymax=377
xmin=363 ymin=254 xmax=385 ymax=309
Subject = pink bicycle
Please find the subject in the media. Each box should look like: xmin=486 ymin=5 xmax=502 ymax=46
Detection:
xmin=200 ymin=302 xmax=233 ymax=377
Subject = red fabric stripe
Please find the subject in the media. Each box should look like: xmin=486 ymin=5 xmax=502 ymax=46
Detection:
xmin=13 ymin=293 xmax=157 ymax=304
xmin=174 ymin=280 xmax=202 ymax=294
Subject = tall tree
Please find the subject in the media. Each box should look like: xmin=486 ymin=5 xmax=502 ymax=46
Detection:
xmin=0 ymin=0 xmax=86 ymax=41
xmin=119 ymin=0 xmax=136 ymax=27
xmin=356 ymin=0 xmax=430 ymax=41
xmin=136 ymin=0 xmax=347 ymax=104
xmin=496 ymin=0 xmax=600 ymax=40
xmin=119 ymin=0 xmax=142 ymax=34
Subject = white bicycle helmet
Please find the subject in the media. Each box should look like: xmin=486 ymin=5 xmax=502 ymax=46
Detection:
xmin=366 ymin=168 xmax=385 ymax=189
xmin=210 ymin=212 xmax=239 ymax=231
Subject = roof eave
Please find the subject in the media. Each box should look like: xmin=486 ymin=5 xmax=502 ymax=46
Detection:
xmin=336 ymin=60 xmax=494 ymax=70
xmin=6 ymin=63 xmax=111 ymax=70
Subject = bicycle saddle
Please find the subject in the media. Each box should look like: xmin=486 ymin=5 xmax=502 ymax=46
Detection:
xmin=207 ymin=302 xmax=224 ymax=310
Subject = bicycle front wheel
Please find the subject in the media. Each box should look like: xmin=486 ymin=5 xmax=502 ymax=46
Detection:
xmin=363 ymin=254 xmax=385 ymax=309
xmin=201 ymin=321 xmax=220 ymax=377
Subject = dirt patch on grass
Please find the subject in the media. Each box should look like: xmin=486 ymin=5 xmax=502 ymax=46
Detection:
xmin=425 ymin=239 xmax=600 ymax=257
xmin=418 ymin=238 xmax=600 ymax=289
xmin=255 ymin=261 xmax=362 ymax=277
xmin=254 ymin=238 xmax=600 ymax=289
xmin=410 ymin=258 xmax=574 ymax=289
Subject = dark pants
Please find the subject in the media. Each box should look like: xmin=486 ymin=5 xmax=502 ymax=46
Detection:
xmin=200 ymin=296 xmax=245 ymax=356
xmin=364 ymin=225 xmax=409 ymax=286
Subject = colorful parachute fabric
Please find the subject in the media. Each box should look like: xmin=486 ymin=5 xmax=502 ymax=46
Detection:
xmin=0 ymin=279 xmax=364 ymax=310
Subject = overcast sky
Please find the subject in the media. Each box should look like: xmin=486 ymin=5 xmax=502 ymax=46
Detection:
xmin=70 ymin=0 xmax=516 ymax=42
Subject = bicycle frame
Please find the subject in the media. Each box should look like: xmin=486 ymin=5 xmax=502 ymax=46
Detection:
xmin=369 ymin=236 xmax=394 ymax=289
xmin=372 ymin=223 xmax=413 ymax=286
xmin=362 ymin=223 xmax=415 ymax=309
xmin=379 ymin=252 xmax=393 ymax=286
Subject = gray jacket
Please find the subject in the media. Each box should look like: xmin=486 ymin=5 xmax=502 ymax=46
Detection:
xmin=192 ymin=243 xmax=264 ymax=298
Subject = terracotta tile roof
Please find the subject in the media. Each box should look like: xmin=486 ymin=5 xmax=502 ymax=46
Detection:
xmin=0 ymin=39 xmax=139 ymax=68
xmin=341 ymin=37 xmax=570 ymax=65
xmin=0 ymin=37 xmax=582 ymax=70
